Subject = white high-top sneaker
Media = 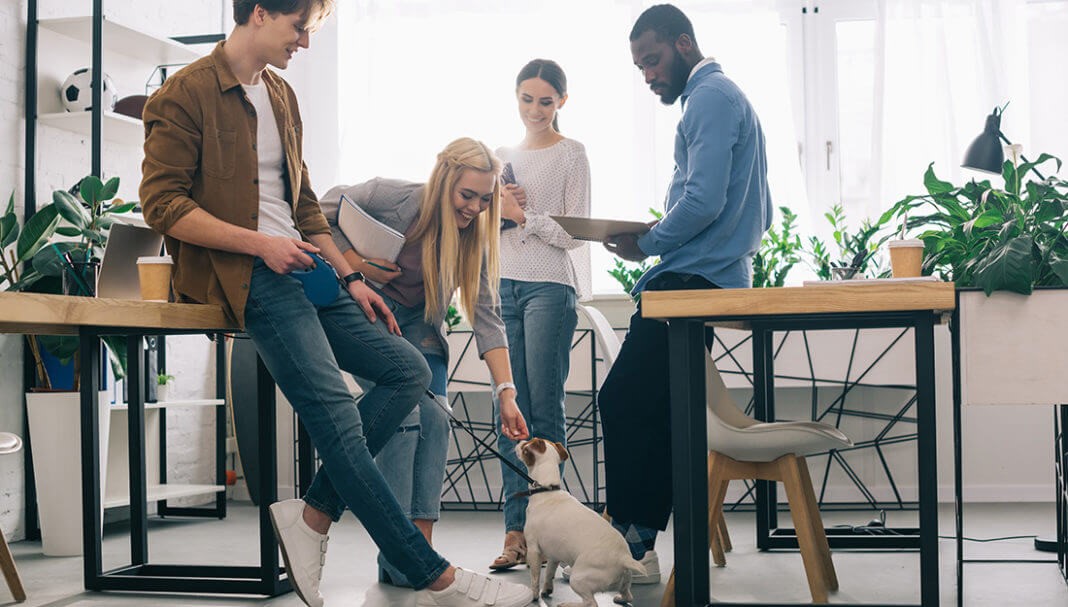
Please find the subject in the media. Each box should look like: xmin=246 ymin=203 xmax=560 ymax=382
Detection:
xmin=416 ymin=567 xmax=533 ymax=607
xmin=269 ymin=499 xmax=328 ymax=607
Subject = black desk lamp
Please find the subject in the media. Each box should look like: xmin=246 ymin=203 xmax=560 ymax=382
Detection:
xmin=962 ymin=105 xmax=1046 ymax=180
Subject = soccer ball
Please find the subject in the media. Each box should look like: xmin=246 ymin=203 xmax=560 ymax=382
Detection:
xmin=60 ymin=68 xmax=118 ymax=113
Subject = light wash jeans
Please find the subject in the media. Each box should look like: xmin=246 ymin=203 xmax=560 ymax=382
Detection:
xmin=356 ymin=293 xmax=452 ymax=587
xmin=497 ymin=278 xmax=578 ymax=532
xmin=242 ymin=259 xmax=448 ymax=589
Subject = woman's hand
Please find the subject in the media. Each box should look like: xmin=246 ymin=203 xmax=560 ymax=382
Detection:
xmin=501 ymin=184 xmax=528 ymax=224
xmin=498 ymin=390 xmax=529 ymax=441
xmin=360 ymin=258 xmax=402 ymax=286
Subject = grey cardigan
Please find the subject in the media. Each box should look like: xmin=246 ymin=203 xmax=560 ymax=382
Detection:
xmin=319 ymin=178 xmax=507 ymax=358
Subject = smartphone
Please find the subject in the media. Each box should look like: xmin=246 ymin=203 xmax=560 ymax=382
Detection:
xmin=501 ymin=162 xmax=518 ymax=230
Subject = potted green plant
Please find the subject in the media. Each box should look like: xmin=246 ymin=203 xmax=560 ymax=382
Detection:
xmin=1 ymin=175 xmax=136 ymax=388
xmin=806 ymin=204 xmax=892 ymax=281
xmin=882 ymin=151 xmax=1068 ymax=406
xmin=155 ymin=373 xmax=175 ymax=402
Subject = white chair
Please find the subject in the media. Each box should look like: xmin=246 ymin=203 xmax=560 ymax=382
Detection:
xmin=576 ymin=303 xmax=621 ymax=379
xmin=0 ymin=432 xmax=26 ymax=603
xmin=663 ymin=355 xmax=853 ymax=606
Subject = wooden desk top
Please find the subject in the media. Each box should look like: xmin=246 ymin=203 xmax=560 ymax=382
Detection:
xmin=0 ymin=293 xmax=238 ymax=335
xmin=642 ymin=281 xmax=956 ymax=322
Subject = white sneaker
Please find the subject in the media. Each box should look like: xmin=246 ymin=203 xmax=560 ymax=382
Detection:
xmin=416 ymin=567 xmax=533 ymax=607
xmin=561 ymin=550 xmax=661 ymax=585
xmin=269 ymin=499 xmax=328 ymax=607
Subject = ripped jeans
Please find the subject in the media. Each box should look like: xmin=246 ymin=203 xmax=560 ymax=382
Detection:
xmin=356 ymin=292 xmax=451 ymax=523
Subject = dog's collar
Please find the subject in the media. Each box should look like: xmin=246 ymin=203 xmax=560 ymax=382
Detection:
xmin=510 ymin=484 xmax=562 ymax=499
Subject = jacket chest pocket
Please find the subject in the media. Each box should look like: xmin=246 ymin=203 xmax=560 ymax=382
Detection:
xmin=203 ymin=128 xmax=237 ymax=179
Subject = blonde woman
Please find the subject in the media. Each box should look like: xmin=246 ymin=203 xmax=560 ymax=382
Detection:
xmin=320 ymin=137 xmax=528 ymax=587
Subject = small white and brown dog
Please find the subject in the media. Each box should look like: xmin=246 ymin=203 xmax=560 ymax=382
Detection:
xmin=515 ymin=438 xmax=645 ymax=607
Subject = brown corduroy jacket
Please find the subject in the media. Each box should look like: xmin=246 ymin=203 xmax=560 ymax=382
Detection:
xmin=140 ymin=41 xmax=330 ymax=326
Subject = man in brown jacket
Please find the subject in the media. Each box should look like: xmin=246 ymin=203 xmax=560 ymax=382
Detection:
xmin=139 ymin=2 xmax=532 ymax=607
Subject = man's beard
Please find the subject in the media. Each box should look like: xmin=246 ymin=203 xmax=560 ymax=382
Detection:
xmin=658 ymin=48 xmax=693 ymax=105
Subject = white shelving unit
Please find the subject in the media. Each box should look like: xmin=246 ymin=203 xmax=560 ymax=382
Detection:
xmin=104 ymin=399 xmax=226 ymax=512
xmin=38 ymin=16 xmax=201 ymax=66
xmin=38 ymin=110 xmax=144 ymax=145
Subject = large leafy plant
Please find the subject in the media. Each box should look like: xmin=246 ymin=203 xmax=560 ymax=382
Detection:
xmin=882 ymin=154 xmax=1068 ymax=294
xmin=1 ymin=176 xmax=136 ymax=388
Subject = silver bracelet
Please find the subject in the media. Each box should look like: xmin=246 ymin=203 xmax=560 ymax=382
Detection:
xmin=494 ymin=382 xmax=517 ymax=399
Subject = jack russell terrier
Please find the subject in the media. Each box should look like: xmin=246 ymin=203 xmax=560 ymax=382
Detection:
xmin=515 ymin=438 xmax=645 ymax=606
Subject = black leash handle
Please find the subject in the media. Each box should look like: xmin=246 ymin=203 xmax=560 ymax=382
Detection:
xmin=427 ymin=390 xmax=542 ymax=488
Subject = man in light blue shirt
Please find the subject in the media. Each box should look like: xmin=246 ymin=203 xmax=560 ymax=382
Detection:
xmin=598 ymin=3 xmax=772 ymax=579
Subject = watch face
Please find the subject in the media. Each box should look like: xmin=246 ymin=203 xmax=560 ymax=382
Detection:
xmin=344 ymin=272 xmax=364 ymax=284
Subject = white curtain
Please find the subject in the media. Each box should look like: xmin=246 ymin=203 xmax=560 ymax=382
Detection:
xmin=334 ymin=0 xmax=805 ymax=294
xmin=871 ymin=0 xmax=1031 ymax=211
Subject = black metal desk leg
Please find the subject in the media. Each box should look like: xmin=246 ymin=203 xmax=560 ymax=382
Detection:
xmin=79 ymin=331 xmax=103 ymax=590
xmin=950 ymin=303 xmax=964 ymax=607
xmin=752 ymin=327 xmax=776 ymax=550
xmin=668 ymin=319 xmax=710 ymax=607
xmin=913 ymin=313 xmax=939 ymax=606
xmin=256 ymin=355 xmax=283 ymax=592
xmin=127 ymin=335 xmax=148 ymax=565
xmin=215 ymin=334 xmax=228 ymax=517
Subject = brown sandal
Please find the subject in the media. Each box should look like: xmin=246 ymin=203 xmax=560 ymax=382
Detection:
xmin=489 ymin=542 xmax=526 ymax=571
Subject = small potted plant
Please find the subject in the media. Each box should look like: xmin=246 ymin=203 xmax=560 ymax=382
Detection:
xmin=155 ymin=373 xmax=175 ymax=402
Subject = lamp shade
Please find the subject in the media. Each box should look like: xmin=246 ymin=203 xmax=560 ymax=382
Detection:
xmin=962 ymin=110 xmax=1004 ymax=174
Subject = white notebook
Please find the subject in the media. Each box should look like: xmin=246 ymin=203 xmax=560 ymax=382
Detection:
xmin=336 ymin=193 xmax=406 ymax=262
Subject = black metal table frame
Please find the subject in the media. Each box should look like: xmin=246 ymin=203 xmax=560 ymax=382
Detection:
xmin=668 ymin=310 xmax=940 ymax=607
xmin=79 ymin=328 xmax=291 ymax=596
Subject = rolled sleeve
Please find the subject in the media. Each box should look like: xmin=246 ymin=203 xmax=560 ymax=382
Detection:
xmin=140 ymin=84 xmax=204 ymax=234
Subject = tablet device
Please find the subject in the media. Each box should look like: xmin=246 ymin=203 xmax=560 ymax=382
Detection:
xmin=550 ymin=216 xmax=651 ymax=242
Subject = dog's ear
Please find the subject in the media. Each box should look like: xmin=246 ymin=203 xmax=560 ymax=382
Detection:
xmin=552 ymin=441 xmax=570 ymax=462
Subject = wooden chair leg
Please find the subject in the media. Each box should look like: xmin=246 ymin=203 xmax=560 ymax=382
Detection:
xmin=660 ymin=568 xmax=676 ymax=607
xmin=780 ymin=455 xmax=829 ymax=604
xmin=0 ymin=531 xmax=25 ymax=602
xmin=797 ymin=456 xmax=838 ymax=591
xmin=707 ymin=453 xmax=730 ymax=568
xmin=717 ymin=509 xmax=733 ymax=552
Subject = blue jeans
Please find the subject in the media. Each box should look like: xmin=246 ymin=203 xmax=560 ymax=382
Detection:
xmin=497 ymin=279 xmax=577 ymax=532
xmin=242 ymin=259 xmax=448 ymax=589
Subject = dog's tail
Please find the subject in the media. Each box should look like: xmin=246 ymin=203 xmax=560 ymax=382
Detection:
xmin=624 ymin=558 xmax=647 ymax=576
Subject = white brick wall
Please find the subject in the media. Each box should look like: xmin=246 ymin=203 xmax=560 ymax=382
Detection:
xmin=0 ymin=0 xmax=227 ymax=542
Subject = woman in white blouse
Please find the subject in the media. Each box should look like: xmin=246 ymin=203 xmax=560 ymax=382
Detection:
xmin=489 ymin=58 xmax=592 ymax=571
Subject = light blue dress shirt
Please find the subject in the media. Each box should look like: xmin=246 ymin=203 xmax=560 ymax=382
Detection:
xmin=634 ymin=61 xmax=771 ymax=293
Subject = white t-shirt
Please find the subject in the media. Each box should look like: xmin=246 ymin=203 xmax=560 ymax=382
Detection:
xmin=242 ymin=81 xmax=301 ymax=241
xmin=496 ymin=138 xmax=592 ymax=301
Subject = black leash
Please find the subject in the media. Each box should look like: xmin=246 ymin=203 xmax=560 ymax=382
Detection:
xmin=427 ymin=390 xmax=561 ymax=499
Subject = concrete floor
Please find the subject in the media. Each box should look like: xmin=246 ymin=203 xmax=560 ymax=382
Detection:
xmin=5 ymin=502 xmax=1067 ymax=606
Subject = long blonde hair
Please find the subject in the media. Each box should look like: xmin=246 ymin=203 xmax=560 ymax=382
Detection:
xmin=409 ymin=138 xmax=502 ymax=324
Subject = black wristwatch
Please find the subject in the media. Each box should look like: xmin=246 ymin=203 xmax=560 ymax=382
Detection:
xmin=340 ymin=271 xmax=364 ymax=286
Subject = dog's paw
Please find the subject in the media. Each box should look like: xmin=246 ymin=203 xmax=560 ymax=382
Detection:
xmin=613 ymin=593 xmax=634 ymax=605
xmin=540 ymin=582 xmax=554 ymax=597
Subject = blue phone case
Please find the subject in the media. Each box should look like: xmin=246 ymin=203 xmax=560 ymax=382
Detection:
xmin=290 ymin=253 xmax=340 ymax=307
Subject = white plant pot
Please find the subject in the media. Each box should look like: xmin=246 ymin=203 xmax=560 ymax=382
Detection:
xmin=155 ymin=383 xmax=171 ymax=402
xmin=26 ymin=391 xmax=110 ymax=557
xmin=959 ymin=289 xmax=1068 ymax=406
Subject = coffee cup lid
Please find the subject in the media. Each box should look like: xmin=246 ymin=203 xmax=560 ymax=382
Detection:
xmin=888 ymin=239 xmax=924 ymax=247
xmin=137 ymin=255 xmax=173 ymax=264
